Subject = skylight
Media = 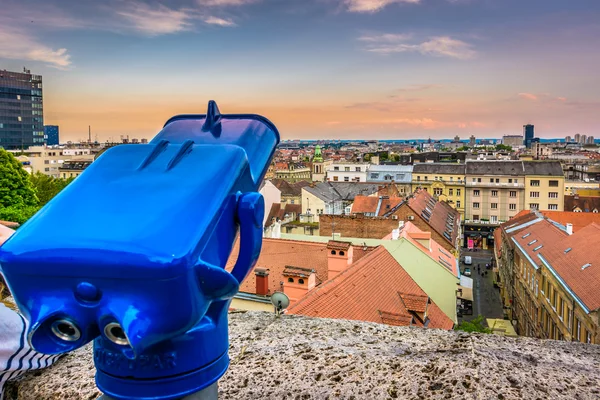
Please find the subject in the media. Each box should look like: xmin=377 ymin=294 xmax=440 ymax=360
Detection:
xmin=533 ymin=245 xmax=543 ymax=251
xmin=564 ymin=248 xmax=572 ymax=254
xmin=522 ymin=233 xmax=531 ymax=239
xmin=527 ymin=239 xmax=537 ymax=246
xmin=582 ymin=263 xmax=591 ymax=270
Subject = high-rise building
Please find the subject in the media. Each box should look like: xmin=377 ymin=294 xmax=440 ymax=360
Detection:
xmin=523 ymin=124 xmax=534 ymax=148
xmin=574 ymin=133 xmax=581 ymax=143
xmin=565 ymin=136 xmax=571 ymax=143
xmin=44 ymin=125 xmax=59 ymax=145
xmin=581 ymin=135 xmax=587 ymax=145
xmin=587 ymin=136 xmax=595 ymax=144
xmin=0 ymin=68 xmax=44 ymax=149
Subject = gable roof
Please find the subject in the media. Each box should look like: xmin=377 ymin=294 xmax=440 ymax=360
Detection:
xmin=287 ymin=246 xmax=454 ymax=330
xmin=303 ymin=182 xmax=382 ymax=202
xmin=412 ymin=163 xmax=466 ymax=175
xmin=270 ymin=179 xmax=311 ymax=196
xmin=514 ymin=209 xmax=600 ymax=233
xmin=405 ymin=189 xmax=460 ymax=247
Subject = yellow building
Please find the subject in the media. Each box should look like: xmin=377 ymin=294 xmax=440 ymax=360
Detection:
xmin=58 ymin=159 xmax=93 ymax=179
xmin=274 ymin=163 xmax=311 ymax=183
xmin=524 ymin=163 xmax=565 ymax=212
xmin=564 ymin=180 xmax=600 ymax=196
xmin=412 ymin=163 xmax=466 ymax=220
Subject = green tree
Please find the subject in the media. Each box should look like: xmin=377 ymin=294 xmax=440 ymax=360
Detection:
xmin=0 ymin=149 xmax=38 ymax=208
xmin=29 ymin=172 xmax=75 ymax=206
xmin=455 ymin=315 xmax=492 ymax=334
xmin=391 ymin=154 xmax=401 ymax=162
xmin=456 ymin=146 xmax=470 ymax=151
xmin=495 ymin=144 xmax=513 ymax=152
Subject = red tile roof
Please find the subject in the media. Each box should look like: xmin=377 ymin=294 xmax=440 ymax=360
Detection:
xmin=515 ymin=209 xmax=600 ymax=233
xmin=503 ymin=216 xmax=600 ymax=312
xmin=287 ymin=246 xmax=454 ymax=330
xmin=407 ymin=189 xmax=460 ymax=248
xmin=352 ymin=195 xmax=403 ymax=216
xmin=326 ymin=240 xmax=351 ymax=251
xmin=564 ymin=195 xmax=600 ymax=213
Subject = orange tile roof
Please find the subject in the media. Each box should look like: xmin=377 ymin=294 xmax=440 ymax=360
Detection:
xmin=399 ymin=293 xmax=429 ymax=313
xmin=504 ymin=216 xmax=600 ymax=312
xmin=352 ymin=195 xmax=404 ymax=216
xmin=407 ymin=189 xmax=460 ymax=247
xmin=514 ymin=209 xmax=600 ymax=233
xmin=565 ymin=195 xmax=600 ymax=213
xmin=226 ymin=238 xmax=330 ymax=296
xmin=287 ymin=246 xmax=454 ymax=330
xmin=327 ymin=240 xmax=351 ymax=251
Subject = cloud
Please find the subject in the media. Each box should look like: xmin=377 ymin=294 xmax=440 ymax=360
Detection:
xmin=361 ymin=34 xmax=476 ymax=59
xmin=518 ymin=93 xmax=538 ymax=101
xmin=396 ymin=84 xmax=443 ymax=92
xmin=0 ymin=28 xmax=71 ymax=69
xmin=198 ymin=0 xmax=259 ymax=5
xmin=344 ymin=0 xmax=420 ymax=13
xmin=203 ymin=16 xmax=236 ymax=26
xmin=115 ymin=2 xmax=198 ymax=36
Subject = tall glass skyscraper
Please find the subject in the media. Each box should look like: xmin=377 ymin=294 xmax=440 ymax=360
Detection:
xmin=44 ymin=125 xmax=60 ymax=146
xmin=0 ymin=68 xmax=44 ymax=150
xmin=523 ymin=124 xmax=534 ymax=149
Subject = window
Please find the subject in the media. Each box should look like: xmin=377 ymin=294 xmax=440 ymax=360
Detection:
xmin=514 ymin=179 xmax=518 ymax=183
xmin=549 ymin=180 xmax=559 ymax=187
xmin=344 ymin=176 xmax=349 ymax=182
xmin=509 ymin=191 xmax=517 ymax=198
xmin=424 ymin=176 xmax=428 ymax=181
xmin=530 ymin=180 xmax=540 ymax=186
xmin=496 ymin=178 xmax=500 ymax=183
xmin=509 ymin=179 xmax=512 ymax=183
xmin=548 ymin=204 xmax=558 ymax=210
xmin=456 ymin=201 xmax=461 ymax=208
xmin=576 ymin=319 xmax=581 ymax=342
xmin=491 ymin=190 xmax=498 ymax=197
xmin=549 ymin=192 xmax=559 ymax=198
xmin=473 ymin=190 xmax=480 ymax=196
xmin=290 ymin=199 xmax=295 ymax=204
xmin=371 ymin=173 xmax=379 ymax=179
xmin=491 ymin=215 xmax=498 ymax=223
xmin=457 ymin=189 xmax=461 ymax=196
xmin=298 ymin=278 xmax=305 ymax=284
xmin=472 ymin=177 xmax=476 ymax=182
xmin=473 ymin=202 xmax=480 ymax=209
xmin=530 ymin=203 xmax=539 ymax=209
xmin=417 ymin=176 xmax=421 ymax=181
xmin=478 ymin=178 xmax=481 ymax=183
xmin=355 ymin=167 xmax=361 ymax=172
xmin=334 ymin=166 xmax=339 ymax=171
xmin=44 ymin=167 xmax=49 ymax=172
xmin=568 ymin=308 xmax=572 ymax=332
xmin=473 ymin=214 xmax=480 ymax=221
xmin=509 ymin=204 xmax=517 ymax=210
xmin=16 ymin=95 xmax=21 ymax=100
xmin=587 ymin=331 xmax=592 ymax=344
xmin=530 ymin=191 xmax=540 ymax=198
xmin=17 ymin=116 xmax=22 ymax=122
xmin=491 ymin=203 xmax=498 ymax=209
xmin=344 ymin=167 xmax=350 ymax=172
xmin=288 ymin=277 xmax=294 ymax=283
xmin=552 ymin=289 xmax=557 ymax=309
xmin=449 ymin=189 xmax=453 ymax=196
xmin=333 ymin=176 xmax=338 ymax=181
xmin=558 ymin=297 xmax=564 ymax=320
xmin=434 ymin=188 xmax=443 ymax=196
xmin=490 ymin=178 xmax=494 ymax=183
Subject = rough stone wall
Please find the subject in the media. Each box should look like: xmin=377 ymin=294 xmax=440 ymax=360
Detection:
xmin=6 ymin=311 xmax=600 ymax=400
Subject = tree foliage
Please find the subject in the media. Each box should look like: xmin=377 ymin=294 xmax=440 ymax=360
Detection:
xmin=0 ymin=149 xmax=38 ymax=208
xmin=455 ymin=315 xmax=492 ymax=334
xmin=29 ymin=172 xmax=74 ymax=206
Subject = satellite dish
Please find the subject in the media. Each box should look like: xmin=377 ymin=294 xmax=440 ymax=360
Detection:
xmin=271 ymin=291 xmax=290 ymax=315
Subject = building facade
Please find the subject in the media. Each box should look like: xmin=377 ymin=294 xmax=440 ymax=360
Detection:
xmin=0 ymin=69 xmax=44 ymax=149
xmin=274 ymin=163 xmax=311 ymax=183
xmin=366 ymin=164 xmax=413 ymax=195
xmin=326 ymin=162 xmax=370 ymax=182
xmin=412 ymin=163 xmax=466 ymax=220
xmin=524 ymin=124 xmax=535 ymax=149
xmin=43 ymin=125 xmax=59 ymax=145
xmin=495 ymin=212 xmax=599 ymax=344
xmin=502 ymin=135 xmax=524 ymax=148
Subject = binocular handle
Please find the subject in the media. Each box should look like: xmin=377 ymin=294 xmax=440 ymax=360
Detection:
xmin=230 ymin=192 xmax=265 ymax=284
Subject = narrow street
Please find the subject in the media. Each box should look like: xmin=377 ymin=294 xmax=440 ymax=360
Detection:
xmin=459 ymin=248 xmax=504 ymax=324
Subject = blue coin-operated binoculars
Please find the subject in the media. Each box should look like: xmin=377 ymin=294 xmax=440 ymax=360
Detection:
xmin=0 ymin=101 xmax=280 ymax=399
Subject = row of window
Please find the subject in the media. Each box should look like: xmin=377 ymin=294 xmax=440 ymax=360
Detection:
xmin=433 ymin=188 xmax=461 ymax=196
xmin=529 ymin=191 xmax=559 ymax=198
xmin=415 ymin=176 xmax=463 ymax=182
xmin=472 ymin=202 xmax=518 ymax=210
xmin=530 ymin=180 xmax=560 ymax=187
xmin=473 ymin=189 xmax=518 ymax=197
xmin=333 ymin=166 xmax=362 ymax=172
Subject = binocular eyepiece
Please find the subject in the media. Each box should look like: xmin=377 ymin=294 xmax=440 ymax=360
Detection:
xmin=0 ymin=101 xmax=279 ymax=400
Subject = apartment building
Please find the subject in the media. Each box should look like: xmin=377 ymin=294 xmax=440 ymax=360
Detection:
xmin=274 ymin=163 xmax=311 ymax=183
xmin=495 ymin=211 xmax=599 ymax=344
xmin=9 ymin=145 xmax=95 ymax=178
xmin=326 ymin=162 xmax=370 ymax=182
xmin=366 ymin=165 xmax=413 ymax=195
xmin=464 ymin=161 xmax=563 ymax=249
xmin=412 ymin=163 xmax=466 ymax=220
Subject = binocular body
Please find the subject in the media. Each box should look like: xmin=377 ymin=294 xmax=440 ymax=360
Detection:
xmin=0 ymin=102 xmax=279 ymax=399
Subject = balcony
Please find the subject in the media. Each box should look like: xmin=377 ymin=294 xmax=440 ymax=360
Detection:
xmin=466 ymin=181 xmax=524 ymax=188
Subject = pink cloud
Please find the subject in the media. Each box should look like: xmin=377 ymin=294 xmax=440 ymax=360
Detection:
xmin=518 ymin=93 xmax=538 ymax=101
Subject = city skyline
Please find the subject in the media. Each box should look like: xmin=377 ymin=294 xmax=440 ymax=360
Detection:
xmin=1 ymin=0 xmax=599 ymax=141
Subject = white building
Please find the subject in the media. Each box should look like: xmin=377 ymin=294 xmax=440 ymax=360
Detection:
xmin=326 ymin=162 xmax=370 ymax=182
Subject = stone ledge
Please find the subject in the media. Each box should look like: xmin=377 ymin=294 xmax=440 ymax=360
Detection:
xmin=6 ymin=311 xmax=600 ymax=399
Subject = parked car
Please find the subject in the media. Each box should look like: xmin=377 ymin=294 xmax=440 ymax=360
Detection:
xmin=463 ymin=267 xmax=472 ymax=277
xmin=464 ymin=256 xmax=472 ymax=265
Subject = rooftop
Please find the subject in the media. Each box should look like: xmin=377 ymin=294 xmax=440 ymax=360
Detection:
xmin=413 ymin=163 xmax=466 ymax=175
xmin=514 ymin=209 xmax=600 ymax=233
xmin=8 ymin=311 xmax=600 ymax=399
xmin=406 ymin=189 xmax=460 ymax=247
xmin=303 ymin=182 xmax=381 ymax=202
xmin=351 ymin=195 xmax=403 ymax=216
xmin=465 ymin=160 xmax=564 ymax=177
xmin=564 ymin=194 xmax=600 ymax=213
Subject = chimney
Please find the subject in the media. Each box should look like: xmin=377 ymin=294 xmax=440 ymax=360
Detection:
xmin=326 ymin=240 xmax=354 ymax=280
xmin=391 ymin=229 xmax=400 ymax=240
xmin=282 ymin=266 xmax=316 ymax=306
xmin=255 ymin=268 xmax=269 ymax=296
xmin=566 ymin=223 xmax=573 ymax=235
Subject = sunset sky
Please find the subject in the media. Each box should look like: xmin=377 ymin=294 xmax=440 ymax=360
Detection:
xmin=1 ymin=0 xmax=599 ymax=141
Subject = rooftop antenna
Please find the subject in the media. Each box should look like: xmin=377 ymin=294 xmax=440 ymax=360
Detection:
xmin=88 ymin=125 xmax=91 ymax=143
xmin=271 ymin=291 xmax=289 ymax=316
